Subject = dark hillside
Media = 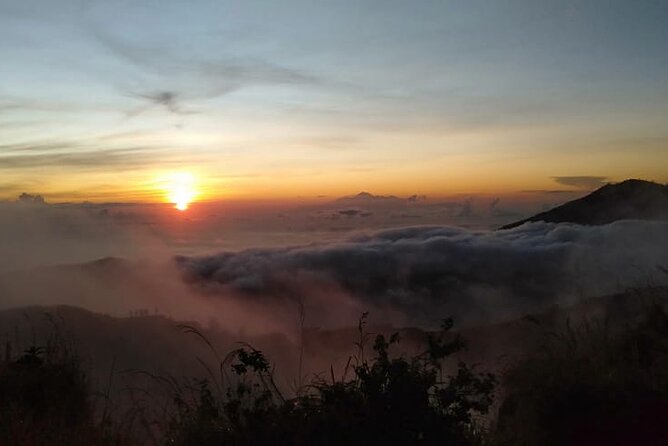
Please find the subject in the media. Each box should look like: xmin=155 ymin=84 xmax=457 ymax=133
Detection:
xmin=501 ymin=179 xmax=668 ymax=229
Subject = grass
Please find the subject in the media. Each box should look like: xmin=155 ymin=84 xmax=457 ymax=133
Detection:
xmin=1 ymin=288 xmax=668 ymax=445
xmin=0 ymin=320 xmax=127 ymax=445
xmin=160 ymin=315 xmax=496 ymax=446
xmin=494 ymin=299 xmax=668 ymax=445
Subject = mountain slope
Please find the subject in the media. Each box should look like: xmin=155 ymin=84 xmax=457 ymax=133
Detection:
xmin=501 ymin=179 xmax=668 ymax=229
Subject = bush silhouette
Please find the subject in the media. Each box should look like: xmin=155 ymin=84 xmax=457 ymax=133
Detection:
xmin=7 ymin=296 xmax=667 ymax=445
xmin=165 ymin=316 xmax=496 ymax=446
xmin=0 ymin=324 xmax=124 ymax=445
xmin=495 ymin=302 xmax=668 ymax=445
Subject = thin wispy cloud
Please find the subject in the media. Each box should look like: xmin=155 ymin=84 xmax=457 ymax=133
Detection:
xmin=92 ymin=29 xmax=321 ymax=116
xmin=552 ymin=176 xmax=609 ymax=190
xmin=0 ymin=137 xmax=182 ymax=171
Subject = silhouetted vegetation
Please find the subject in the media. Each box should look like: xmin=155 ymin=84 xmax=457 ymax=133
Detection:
xmin=2 ymin=291 xmax=668 ymax=445
xmin=163 ymin=315 xmax=496 ymax=446
xmin=495 ymin=301 xmax=668 ymax=445
xmin=0 ymin=324 xmax=124 ymax=445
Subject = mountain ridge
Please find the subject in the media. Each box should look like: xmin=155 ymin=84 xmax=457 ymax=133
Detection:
xmin=501 ymin=179 xmax=668 ymax=229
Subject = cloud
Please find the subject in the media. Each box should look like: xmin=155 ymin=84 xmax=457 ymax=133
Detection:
xmin=2 ymin=194 xmax=666 ymax=332
xmin=125 ymin=90 xmax=196 ymax=117
xmin=0 ymin=146 xmax=162 ymax=170
xmin=93 ymin=30 xmax=320 ymax=115
xmin=338 ymin=209 xmax=366 ymax=217
xmin=487 ymin=197 xmax=522 ymax=218
xmin=521 ymin=189 xmax=583 ymax=195
xmin=0 ymin=197 xmax=167 ymax=272
xmin=335 ymin=192 xmax=430 ymax=207
xmin=407 ymin=194 xmax=427 ymax=202
xmin=0 ymin=136 xmax=188 ymax=172
xmin=457 ymin=197 xmax=475 ymax=218
xmin=552 ymin=176 xmax=609 ymax=189
xmin=177 ymin=221 xmax=668 ymax=328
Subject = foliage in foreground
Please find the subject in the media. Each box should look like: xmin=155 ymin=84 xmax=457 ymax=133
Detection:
xmin=495 ymin=302 xmax=668 ymax=445
xmin=3 ymin=292 xmax=668 ymax=446
xmin=164 ymin=316 xmax=496 ymax=446
xmin=0 ymin=325 xmax=123 ymax=445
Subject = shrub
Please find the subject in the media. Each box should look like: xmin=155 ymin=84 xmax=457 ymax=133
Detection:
xmin=0 ymin=320 xmax=125 ymax=445
xmin=495 ymin=303 xmax=668 ymax=445
xmin=164 ymin=316 xmax=496 ymax=446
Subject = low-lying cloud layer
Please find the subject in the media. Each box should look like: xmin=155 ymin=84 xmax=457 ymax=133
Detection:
xmin=178 ymin=221 xmax=668 ymax=327
xmin=3 ymin=193 xmax=667 ymax=331
xmin=0 ymin=197 xmax=168 ymax=272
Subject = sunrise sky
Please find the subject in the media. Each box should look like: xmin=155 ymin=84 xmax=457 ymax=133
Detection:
xmin=1 ymin=0 xmax=667 ymax=204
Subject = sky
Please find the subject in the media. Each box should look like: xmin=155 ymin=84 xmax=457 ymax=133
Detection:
xmin=1 ymin=0 xmax=667 ymax=204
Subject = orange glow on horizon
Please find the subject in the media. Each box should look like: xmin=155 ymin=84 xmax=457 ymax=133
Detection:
xmin=163 ymin=172 xmax=197 ymax=211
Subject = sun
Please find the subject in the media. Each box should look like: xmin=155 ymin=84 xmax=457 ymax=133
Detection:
xmin=164 ymin=172 xmax=197 ymax=211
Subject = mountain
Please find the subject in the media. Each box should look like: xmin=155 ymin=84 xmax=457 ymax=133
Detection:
xmin=336 ymin=191 xmax=401 ymax=203
xmin=501 ymin=179 xmax=668 ymax=229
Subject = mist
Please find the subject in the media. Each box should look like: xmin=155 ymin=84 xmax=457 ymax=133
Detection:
xmin=0 ymin=196 xmax=168 ymax=272
xmin=2 ymin=194 xmax=667 ymax=334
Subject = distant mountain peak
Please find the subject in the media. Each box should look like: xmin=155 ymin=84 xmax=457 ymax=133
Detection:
xmin=337 ymin=192 xmax=400 ymax=201
xmin=501 ymin=179 xmax=668 ymax=229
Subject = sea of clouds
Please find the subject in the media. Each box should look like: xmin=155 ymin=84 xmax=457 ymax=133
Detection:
xmin=177 ymin=221 xmax=668 ymax=328
xmin=1 ymin=196 xmax=667 ymax=330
